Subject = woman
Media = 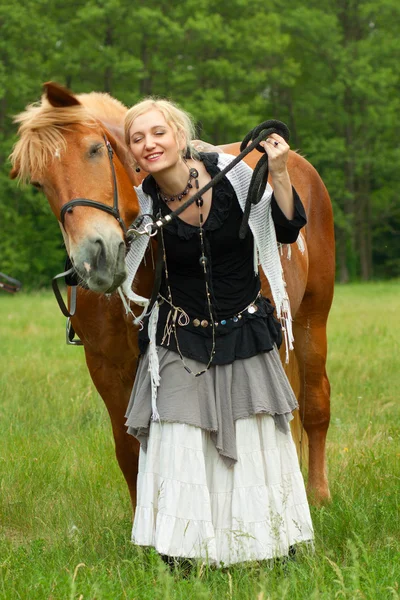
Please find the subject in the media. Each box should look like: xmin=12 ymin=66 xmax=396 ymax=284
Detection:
xmin=122 ymin=98 xmax=314 ymax=567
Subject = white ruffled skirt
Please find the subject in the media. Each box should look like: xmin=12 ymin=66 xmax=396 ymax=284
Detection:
xmin=132 ymin=415 xmax=313 ymax=566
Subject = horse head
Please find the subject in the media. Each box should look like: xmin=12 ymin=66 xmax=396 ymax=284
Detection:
xmin=10 ymin=82 xmax=141 ymax=294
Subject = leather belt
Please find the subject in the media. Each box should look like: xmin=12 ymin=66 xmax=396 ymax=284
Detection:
xmin=191 ymin=292 xmax=262 ymax=328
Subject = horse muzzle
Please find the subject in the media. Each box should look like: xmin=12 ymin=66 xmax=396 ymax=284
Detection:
xmin=72 ymin=235 xmax=127 ymax=294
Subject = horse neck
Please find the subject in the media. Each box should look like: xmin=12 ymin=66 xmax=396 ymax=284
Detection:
xmin=133 ymin=243 xmax=156 ymax=313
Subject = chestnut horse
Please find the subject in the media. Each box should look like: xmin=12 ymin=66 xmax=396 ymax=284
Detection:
xmin=10 ymin=82 xmax=334 ymax=507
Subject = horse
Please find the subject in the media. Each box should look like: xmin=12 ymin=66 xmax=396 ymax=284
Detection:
xmin=10 ymin=82 xmax=335 ymax=508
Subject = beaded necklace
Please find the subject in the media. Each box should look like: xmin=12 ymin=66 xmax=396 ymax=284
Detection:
xmin=157 ymin=167 xmax=199 ymax=204
xmin=158 ymin=170 xmax=216 ymax=376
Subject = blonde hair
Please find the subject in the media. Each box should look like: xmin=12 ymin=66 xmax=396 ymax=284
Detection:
xmin=124 ymin=97 xmax=198 ymax=159
xmin=10 ymin=102 xmax=96 ymax=182
xmin=10 ymin=92 xmax=127 ymax=183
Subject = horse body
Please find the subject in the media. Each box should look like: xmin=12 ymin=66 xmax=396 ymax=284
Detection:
xmin=10 ymin=83 xmax=334 ymax=506
xmin=222 ymin=142 xmax=334 ymax=501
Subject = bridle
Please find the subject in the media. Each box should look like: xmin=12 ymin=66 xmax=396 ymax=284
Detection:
xmin=59 ymin=135 xmax=127 ymax=237
xmin=52 ymin=133 xmax=134 ymax=336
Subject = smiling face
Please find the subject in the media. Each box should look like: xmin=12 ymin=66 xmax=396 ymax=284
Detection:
xmin=128 ymin=109 xmax=185 ymax=174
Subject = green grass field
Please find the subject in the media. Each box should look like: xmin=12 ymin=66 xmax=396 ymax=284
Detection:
xmin=0 ymin=283 xmax=399 ymax=599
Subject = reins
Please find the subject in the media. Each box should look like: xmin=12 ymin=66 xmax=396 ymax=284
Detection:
xmin=51 ymin=119 xmax=290 ymax=337
xmin=52 ymin=266 xmax=78 ymax=317
xmin=51 ymin=265 xmax=83 ymax=344
xmin=126 ymin=119 xmax=290 ymax=241
xmin=127 ymin=119 xmax=290 ymax=322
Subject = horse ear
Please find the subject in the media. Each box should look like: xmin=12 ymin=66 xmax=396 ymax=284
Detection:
xmin=43 ymin=81 xmax=81 ymax=108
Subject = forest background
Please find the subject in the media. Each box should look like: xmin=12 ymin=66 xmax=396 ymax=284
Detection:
xmin=1 ymin=0 xmax=399 ymax=288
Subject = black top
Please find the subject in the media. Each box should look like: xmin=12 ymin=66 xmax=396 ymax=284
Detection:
xmin=139 ymin=152 xmax=307 ymax=364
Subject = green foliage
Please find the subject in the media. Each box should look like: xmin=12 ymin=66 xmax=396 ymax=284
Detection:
xmin=1 ymin=0 xmax=399 ymax=286
xmin=0 ymin=284 xmax=399 ymax=597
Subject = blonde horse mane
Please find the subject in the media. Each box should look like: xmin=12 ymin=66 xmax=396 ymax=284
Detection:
xmin=9 ymin=92 xmax=127 ymax=183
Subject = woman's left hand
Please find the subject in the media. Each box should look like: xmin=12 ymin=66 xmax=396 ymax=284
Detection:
xmin=259 ymin=133 xmax=294 ymax=220
xmin=259 ymin=133 xmax=289 ymax=178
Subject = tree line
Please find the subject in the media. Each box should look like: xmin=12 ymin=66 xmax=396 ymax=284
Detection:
xmin=1 ymin=0 xmax=399 ymax=287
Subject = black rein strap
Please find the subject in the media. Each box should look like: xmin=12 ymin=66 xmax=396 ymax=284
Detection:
xmin=52 ymin=267 xmax=78 ymax=317
xmin=51 ymin=120 xmax=290 ymax=335
xmin=238 ymin=120 xmax=290 ymax=238
xmin=124 ymin=119 xmax=290 ymax=326
xmin=127 ymin=119 xmax=290 ymax=241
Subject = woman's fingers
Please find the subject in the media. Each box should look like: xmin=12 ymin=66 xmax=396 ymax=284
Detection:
xmin=260 ymin=133 xmax=289 ymax=152
xmin=259 ymin=134 xmax=290 ymax=175
xmin=265 ymin=133 xmax=289 ymax=148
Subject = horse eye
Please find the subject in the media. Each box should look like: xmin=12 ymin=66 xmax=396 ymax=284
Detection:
xmin=89 ymin=143 xmax=103 ymax=157
xmin=31 ymin=181 xmax=43 ymax=189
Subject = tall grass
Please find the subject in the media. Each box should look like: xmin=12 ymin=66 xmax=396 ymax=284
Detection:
xmin=0 ymin=283 xmax=399 ymax=599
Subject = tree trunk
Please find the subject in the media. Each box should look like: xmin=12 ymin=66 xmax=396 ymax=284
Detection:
xmin=139 ymin=44 xmax=152 ymax=96
xmin=0 ymin=94 xmax=6 ymax=133
xmin=286 ymin=90 xmax=300 ymax=150
xmin=356 ymin=164 xmax=373 ymax=280
xmin=336 ymin=227 xmax=350 ymax=283
xmin=104 ymin=26 xmax=113 ymax=93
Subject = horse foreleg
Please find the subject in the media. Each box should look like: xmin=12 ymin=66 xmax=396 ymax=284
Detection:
xmin=85 ymin=352 xmax=140 ymax=511
xmin=292 ymin=313 xmax=331 ymax=505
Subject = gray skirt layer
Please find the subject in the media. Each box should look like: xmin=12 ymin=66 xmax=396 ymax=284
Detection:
xmin=125 ymin=346 xmax=298 ymax=467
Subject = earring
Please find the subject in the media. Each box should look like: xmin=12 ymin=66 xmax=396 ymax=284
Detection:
xmin=135 ymin=166 xmax=141 ymax=173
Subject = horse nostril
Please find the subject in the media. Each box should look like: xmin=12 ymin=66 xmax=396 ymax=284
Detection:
xmin=93 ymin=238 xmax=106 ymax=270
xmin=117 ymin=241 xmax=126 ymax=267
